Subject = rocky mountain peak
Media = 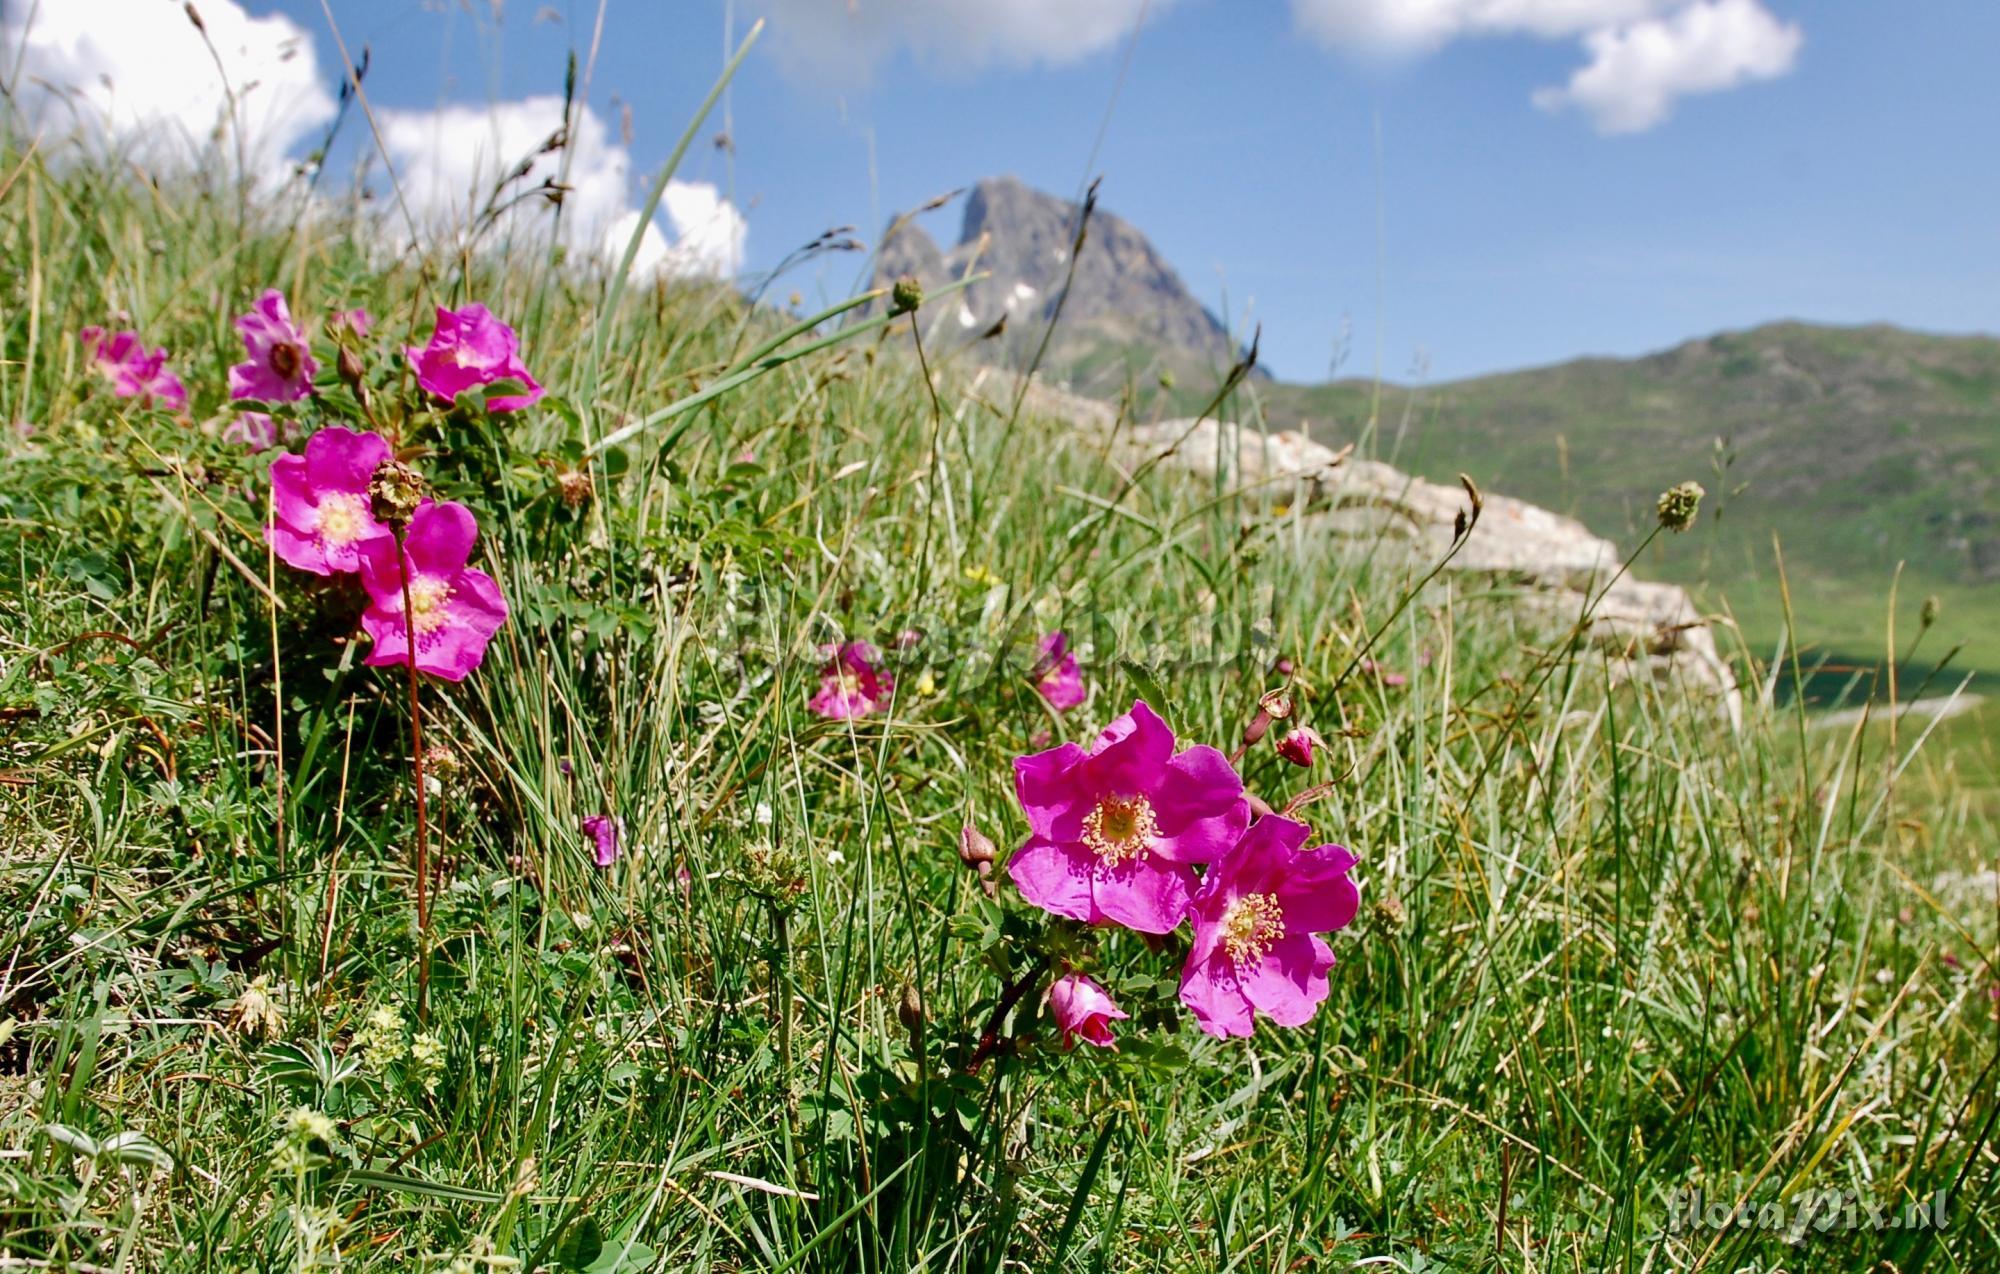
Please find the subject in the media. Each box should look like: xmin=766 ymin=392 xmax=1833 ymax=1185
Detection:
xmin=868 ymin=176 xmax=1254 ymax=390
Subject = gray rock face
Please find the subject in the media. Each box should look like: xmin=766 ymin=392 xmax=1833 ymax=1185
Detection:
xmin=869 ymin=177 xmax=1251 ymax=387
xmin=1011 ymin=375 xmax=1742 ymax=723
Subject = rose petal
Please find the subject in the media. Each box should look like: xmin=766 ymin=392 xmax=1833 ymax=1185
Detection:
xmin=1006 ymin=838 xmax=1096 ymax=923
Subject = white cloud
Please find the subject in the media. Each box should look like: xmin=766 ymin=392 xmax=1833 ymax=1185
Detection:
xmin=659 ymin=181 xmax=749 ymax=279
xmin=4 ymin=5 xmax=744 ymax=278
xmin=761 ymin=0 xmax=1161 ymax=82
xmin=1532 ymin=0 xmax=1801 ymax=133
xmin=2 ymin=0 xmax=337 ymax=179
xmin=1289 ymin=0 xmax=1799 ymax=133
xmin=603 ymin=185 xmax=747 ymax=280
xmin=1291 ymin=0 xmax=1673 ymax=52
xmin=377 ymin=96 xmax=745 ymax=278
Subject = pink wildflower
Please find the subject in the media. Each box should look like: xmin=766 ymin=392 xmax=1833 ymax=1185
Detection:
xmin=224 ymin=411 xmax=303 ymax=453
xmin=229 ymin=289 xmax=318 ymax=402
xmin=265 ymin=426 xmax=394 ymax=575
xmin=1048 ymin=973 xmax=1128 ymax=1050
xmin=1033 ymin=631 xmax=1086 ymax=712
xmin=80 ymin=326 xmax=188 ymax=411
xmin=581 ymin=814 xmax=623 ymax=867
xmin=406 ymin=303 xmax=544 ymax=413
xmin=329 ymin=308 xmax=372 ymax=339
xmin=1276 ymin=726 xmax=1324 ymax=767
xmin=357 ymin=501 xmax=510 ymax=681
xmin=1007 ymin=700 xmax=1249 ymax=934
xmin=809 ymin=642 xmax=893 ymax=719
xmin=1179 ymin=815 xmax=1360 ymax=1039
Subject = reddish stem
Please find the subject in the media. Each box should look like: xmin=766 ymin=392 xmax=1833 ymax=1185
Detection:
xmin=395 ymin=526 xmax=432 ymax=1020
xmin=965 ymin=958 xmax=1050 ymax=1073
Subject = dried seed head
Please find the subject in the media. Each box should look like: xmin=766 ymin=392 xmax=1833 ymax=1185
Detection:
xmin=1655 ymin=481 xmax=1704 ymax=533
xmin=556 ymin=469 xmax=593 ymax=509
xmin=227 ymin=976 xmax=284 ymax=1040
xmin=1371 ymin=895 xmax=1407 ymax=936
xmin=369 ymin=459 xmax=426 ymax=529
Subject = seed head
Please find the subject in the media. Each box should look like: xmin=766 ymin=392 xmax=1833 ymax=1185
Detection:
xmin=1371 ymin=895 xmax=1407 ymax=936
xmin=369 ymin=459 xmax=426 ymax=530
xmin=1655 ymin=481 xmax=1704 ymax=533
xmin=1920 ymin=594 xmax=1941 ymax=629
xmin=556 ymin=468 xmax=593 ymax=509
xmin=227 ymin=975 xmax=284 ymax=1040
xmin=889 ymin=275 xmax=924 ymax=316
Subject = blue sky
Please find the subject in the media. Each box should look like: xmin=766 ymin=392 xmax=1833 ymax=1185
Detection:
xmin=22 ymin=1 xmax=2000 ymax=381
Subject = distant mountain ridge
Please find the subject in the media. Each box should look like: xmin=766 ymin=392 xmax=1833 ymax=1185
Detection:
xmin=1263 ymin=321 xmax=2000 ymax=669
xmin=868 ymin=176 xmax=1253 ymax=389
xmin=864 ymin=176 xmax=2000 ymax=669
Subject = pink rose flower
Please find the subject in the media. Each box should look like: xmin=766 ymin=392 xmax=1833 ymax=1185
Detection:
xmin=1033 ymin=631 xmax=1085 ymax=712
xmin=329 ymin=308 xmax=372 ymax=339
xmin=80 ymin=326 xmax=188 ymax=411
xmin=809 ymin=642 xmax=893 ymax=719
xmin=1179 ymin=815 xmax=1360 ymax=1039
xmin=229 ymin=289 xmax=318 ymax=402
xmin=406 ymin=303 xmax=545 ymax=413
xmin=581 ymin=814 xmax=623 ymax=867
xmin=224 ymin=411 xmax=303 ymax=453
xmin=357 ymin=501 xmax=510 ymax=681
xmin=1007 ymin=700 xmax=1249 ymax=934
xmin=1048 ymin=973 xmax=1128 ymax=1050
xmin=1275 ymin=725 xmax=1324 ymax=767
xmin=265 ymin=425 xmax=394 ymax=575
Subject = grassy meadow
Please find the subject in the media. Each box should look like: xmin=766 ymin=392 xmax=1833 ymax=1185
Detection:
xmin=2 ymin=139 xmax=1998 ymax=1274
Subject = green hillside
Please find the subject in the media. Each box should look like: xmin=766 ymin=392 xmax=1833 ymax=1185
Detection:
xmin=1257 ymin=322 xmax=2000 ymax=677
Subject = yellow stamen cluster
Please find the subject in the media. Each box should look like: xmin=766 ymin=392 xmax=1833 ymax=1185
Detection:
xmin=1219 ymin=892 xmax=1286 ymax=966
xmin=1082 ymin=794 xmax=1157 ymax=866
xmin=405 ymin=576 xmax=453 ymax=636
xmin=314 ymin=492 xmax=372 ymax=547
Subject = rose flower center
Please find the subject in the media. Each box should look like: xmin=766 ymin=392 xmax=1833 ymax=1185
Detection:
xmin=1219 ymin=892 xmax=1286 ymax=965
xmin=1082 ymin=794 xmax=1157 ymax=865
xmin=270 ymin=342 xmax=302 ymax=379
xmin=314 ymin=492 xmax=372 ymax=547
xmin=406 ymin=576 xmax=454 ymax=636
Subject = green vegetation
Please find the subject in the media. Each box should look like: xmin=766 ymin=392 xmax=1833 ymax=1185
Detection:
xmin=2 ymin=145 xmax=1997 ymax=1273
xmin=1239 ymin=322 xmax=2000 ymax=677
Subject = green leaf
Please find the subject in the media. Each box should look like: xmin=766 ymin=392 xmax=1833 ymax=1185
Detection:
xmin=338 ymin=1169 xmax=505 ymax=1205
xmin=582 ymin=1237 xmax=658 ymax=1273
xmin=1118 ymin=658 xmax=1171 ymax=713
xmin=41 ymin=1123 xmax=98 ymax=1159
xmin=556 ymin=1216 xmax=604 ymax=1270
